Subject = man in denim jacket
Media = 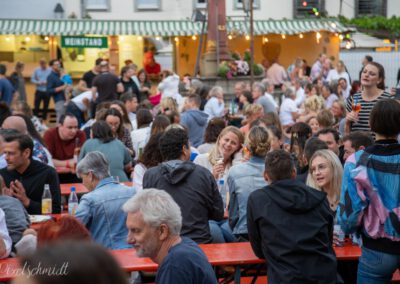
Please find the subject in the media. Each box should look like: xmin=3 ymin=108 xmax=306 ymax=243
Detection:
xmin=76 ymin=151 xmax=136 ymax=249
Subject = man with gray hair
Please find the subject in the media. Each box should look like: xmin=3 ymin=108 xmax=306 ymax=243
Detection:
xmin=261 ymin=78 xmax=278 ymax=111
xmin=252 ymin=82 xmax=277 ymax=114
xmin=124 ymin=189 xmax=217 ymax=284
xmin=75 ymin=151 xmax=135 ymax=249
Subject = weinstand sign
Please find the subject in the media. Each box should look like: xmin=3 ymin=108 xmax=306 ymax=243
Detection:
xmin=61 ymin=36 xmax=108 ymax=48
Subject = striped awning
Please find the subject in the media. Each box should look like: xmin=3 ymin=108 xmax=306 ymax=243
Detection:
xmin=228 ymin=19 xmax=354 ymax=36
xmin=0 ymin=18 xmax=353 ymax=37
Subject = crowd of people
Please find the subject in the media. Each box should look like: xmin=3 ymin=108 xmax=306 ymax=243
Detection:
xmin=0 ymin=53 xmax=400 ymax=284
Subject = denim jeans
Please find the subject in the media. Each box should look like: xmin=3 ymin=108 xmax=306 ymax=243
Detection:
xmin=209 ymin=220 xmax=236 ymax=243
xmin=357 ymin=247 xmax=400 ymax=284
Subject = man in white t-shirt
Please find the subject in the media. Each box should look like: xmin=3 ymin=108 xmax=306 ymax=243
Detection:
xmin=279 ymin=87 xmax=299 ymax=127
xmin=66 ymin=91 xmax=97 ymax=127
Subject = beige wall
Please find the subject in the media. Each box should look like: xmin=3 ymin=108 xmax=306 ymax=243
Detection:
xmin=176 ymin=32 xmax=340 ymax=77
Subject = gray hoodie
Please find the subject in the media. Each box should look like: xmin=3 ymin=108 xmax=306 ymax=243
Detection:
xmin=180 ymin=109 xmax=209 ymax=147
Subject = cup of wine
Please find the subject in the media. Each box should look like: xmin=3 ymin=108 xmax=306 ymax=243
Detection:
xmin=352 ymin=100 xmax=361 ymax=114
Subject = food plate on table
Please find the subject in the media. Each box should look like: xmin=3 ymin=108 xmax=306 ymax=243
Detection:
xmin=29 ymin=215 xmax=52 ymax=223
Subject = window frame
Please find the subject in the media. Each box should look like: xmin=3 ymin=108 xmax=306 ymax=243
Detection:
xmin=135 ymin=0 xmax=161 ymax=11
xmin=233 ymin=0 xmax=260 ymax=11
xmin=194 ymin=0 xmax=207 ymax=10
xmin=355 ymin=0 xmax=387 ymax=17
xmin=85 ymin=0 xmax=110 ymax=11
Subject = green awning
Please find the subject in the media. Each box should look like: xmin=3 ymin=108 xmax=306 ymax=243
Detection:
xmin=228 ymin=19 xmax=354 ymax=35
xmin=0 ymin=18 xmax=353 ymax=37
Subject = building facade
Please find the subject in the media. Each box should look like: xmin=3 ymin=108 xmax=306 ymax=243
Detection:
xmin=0 ymin=0 xmax=398 ymax=79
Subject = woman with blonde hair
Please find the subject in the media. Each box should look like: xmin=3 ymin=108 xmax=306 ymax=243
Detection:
xmin=240 ymin=103 xmax=263 ymax=134
xmin=227 ymin=126 xmax=270 ymax=241
xmin=194 ymin=126 xmax=243 ymax=243
xmin=159 ymin=96 xmax=178 ymax=115
xmin=194 ymin=126 xmax=244 ymax=180
xmin=297 ymin=95 xmax=325 ymax=123
xmin=307 ymin=149 xmax=343 ymax=212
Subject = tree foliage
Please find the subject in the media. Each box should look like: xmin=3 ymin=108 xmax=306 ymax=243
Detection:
xmin=339 ymin=15 xmax=400 ymax=36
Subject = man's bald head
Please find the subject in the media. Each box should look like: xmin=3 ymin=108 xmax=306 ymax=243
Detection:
xmin=2 ymin=116 xmax=28 ymax=134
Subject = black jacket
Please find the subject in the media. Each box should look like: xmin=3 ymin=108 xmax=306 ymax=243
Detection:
xmin=247 ymin=179 xmax=337 ymax=284
xmin=143 ymin=160 xmax=224 ymax=244
xmin=0 ymin=159 xmax=61 ymax=215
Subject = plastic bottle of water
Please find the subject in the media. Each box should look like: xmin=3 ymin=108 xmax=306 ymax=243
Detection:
xmin=41 ymin=184 xmax=52 ymax=215
xmin=218 ymin=177 xmax=227 ymax=208
xmin=68 ymin=187 xmax=79 ymax=216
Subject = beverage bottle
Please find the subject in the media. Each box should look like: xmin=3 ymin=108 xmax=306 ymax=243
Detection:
xmin=73 ymin=137 xmax=80 ymax=166
xmin=217 ymin=175 xmax=227 ymax=209
xmin=41 ymin=184 xmax=52 ymax=215
xmin=68 ymin=186 xmax=79 ymax=216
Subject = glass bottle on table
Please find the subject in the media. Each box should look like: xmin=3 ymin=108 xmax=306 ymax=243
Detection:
xmin=42 ymin=184 xmax=52 ymax=215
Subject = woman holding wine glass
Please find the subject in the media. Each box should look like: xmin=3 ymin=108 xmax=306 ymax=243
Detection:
xmin=194 ymin=126 xmax=244 ymax=243
xmin=345 ymin=62 xmax=391 ymax=135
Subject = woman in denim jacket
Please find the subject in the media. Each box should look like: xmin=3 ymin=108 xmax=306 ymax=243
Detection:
xmin=227 ymin=126 xmax=270 ymax=241
xmin=338 ymin=99 xmax=400 ymax=283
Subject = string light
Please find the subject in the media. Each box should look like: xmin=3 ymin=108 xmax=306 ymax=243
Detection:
xmin=44 ymin=36 xmax=49 ymax=41
xmin=299 ymin=33 xmax=304 ymax=39
xmin=316 ymin=32 xmax=321 ymax=43
xmin=245 ymin=35 xmax=250 ymax=40
xmin=138 ymin=36 xmax=143 ymax=41
xmin=174 ymin=37 xmax=179 ymax=42
xmin=263 ymin=37 xmax=268 ymax=43
xmin=192 ymin=35 xmax=197 ymax=40
xmin=339 ymin=34 xmax=344 ymax=41
xmin=331 ymin=23 xmax=337 ymax=28
xmin=228 ymin=34 xmax=233 ymax=40
xmin=281 ymin=34 xmax=286 ymax=39
xmin=5 ymin=37 xmax=10 ymax=41
xmin=25 ymin=36 xmax=31 ymax=42
xmin=155 ymin=36 xmax=161 ymax=41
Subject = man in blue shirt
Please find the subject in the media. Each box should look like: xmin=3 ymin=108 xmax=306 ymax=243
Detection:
xmin=31 ymin=59 xmax=51 ymax=120
xmin=76 ymin=151 xmax=135 ymax=249
xmin=0 ymin=64 xmax=15 ymax=106
xmin=46 ymin=59 xmax=69 ymax=123
xmin=124 ymin=189 xmax=217 ymax=284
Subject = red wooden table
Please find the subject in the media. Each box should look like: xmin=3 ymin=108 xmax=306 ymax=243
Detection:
xmin=0 ymin=241 xmax=374 ymax=283
xmin=60 ymin=182 xmax=133 ymax=196
xmin=60 ymin=183 xmax=88 ymax=196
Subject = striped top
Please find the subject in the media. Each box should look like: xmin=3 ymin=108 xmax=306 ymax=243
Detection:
xmin=345 ymin=92 xmax=392 ymax=133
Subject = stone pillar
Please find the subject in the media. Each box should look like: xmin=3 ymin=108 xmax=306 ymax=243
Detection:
xmin=200 ymin=0 xmax=230 ymax=77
